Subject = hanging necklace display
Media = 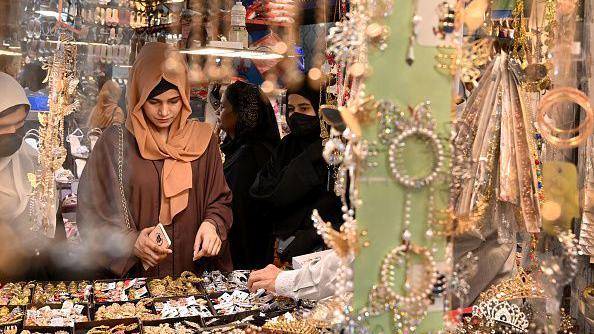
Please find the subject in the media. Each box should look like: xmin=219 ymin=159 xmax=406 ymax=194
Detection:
xmin=384 ymin=101 xmax=445 ymax=188
xmin=30 ymin=33 xmax=79 ymax=237
xmin=356 ymin=99 xmax=443 ymax=333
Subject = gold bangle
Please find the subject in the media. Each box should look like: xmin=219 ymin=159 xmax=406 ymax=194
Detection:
xmin=536 ymin=87 xmax=594 ymax=148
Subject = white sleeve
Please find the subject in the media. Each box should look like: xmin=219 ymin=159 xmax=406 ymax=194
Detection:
xmin=274 ymin=251 xmax=345 ymax=300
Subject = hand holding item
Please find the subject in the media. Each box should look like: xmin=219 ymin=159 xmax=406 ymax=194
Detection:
xmin=134 ymin=227 xmax=172 ymax=269
xmin=247 ymin=264 xmax=282 ymax=293
xmin=193 ymin=221 xmax=222 ymax=261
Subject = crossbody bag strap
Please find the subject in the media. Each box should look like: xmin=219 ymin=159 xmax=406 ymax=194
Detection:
xmin=116 ymin=124 xmax=132 ymax=229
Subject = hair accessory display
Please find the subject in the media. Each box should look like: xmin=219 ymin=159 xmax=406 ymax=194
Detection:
xmin=93 ymin=279 xmax=148 ymax=303
xmin=25 ymin=301 xmax=89 ymax=326
xmin=154 ymin=296 xmax=213 ymax=319
xmin=0 ymin=306 xmax=24 ymax=325
xmin=33 ymin=282 xmax=91 ymax=305
xmin=148 ymin=272 xmax=204 ymax=298
xmin=95 ymin=300 xmax=158 ymax=321
xmin=143 ymin=320 xmax=203 ymax=334
xmin=0 ymin=283 xmax=33 ymax=306
xmin=86 ymin=322 xmax=139 ymax=334
xmin=201 ymin=272 xmax=250 ymax=294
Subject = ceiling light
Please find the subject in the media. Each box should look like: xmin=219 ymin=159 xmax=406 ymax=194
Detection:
xmin=181 ymin=47 xmax=284 ymax=60
xmin=0 ymin=50 xmax=22 ymax=56
xmin=180 ymin=47 xmax=235 ymax=56
xmin=35 ymin=10 xmax=63 ymax=19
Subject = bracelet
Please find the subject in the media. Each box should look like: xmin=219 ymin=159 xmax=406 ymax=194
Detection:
xmin=536 ymin=87 xmax=594 ymax=148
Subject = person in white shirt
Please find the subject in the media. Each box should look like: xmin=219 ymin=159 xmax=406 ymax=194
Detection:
xmin=247 ymin=251 xmax=343 ymax=300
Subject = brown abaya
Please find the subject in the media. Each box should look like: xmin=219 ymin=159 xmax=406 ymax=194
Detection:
xmin=78 ymin=125 xmax=233 ymax=277
xmin=77 ymin=43 xmax=233 ymax=278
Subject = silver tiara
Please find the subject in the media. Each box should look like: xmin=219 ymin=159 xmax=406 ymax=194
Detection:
xmin=472 ymin=298 xmax=529 ymax=333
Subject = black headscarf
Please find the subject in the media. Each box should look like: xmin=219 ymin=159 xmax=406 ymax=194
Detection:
xmin=222 ymin=81 xmax=281 ymax=149
xmin=285 ymin=83 xmax=321 ymax=118
xmin=148 ymin=79 xmax=178 ymax=99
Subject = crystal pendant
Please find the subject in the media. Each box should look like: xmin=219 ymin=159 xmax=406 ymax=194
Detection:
xmin=406 ymin=42 xmax=415 ymax=66
xmin=402 ymin=229 xmax=412 ymax=241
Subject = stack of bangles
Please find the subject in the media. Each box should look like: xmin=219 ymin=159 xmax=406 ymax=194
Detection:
xmin=537 ymin=87 xmax=594 ymax=149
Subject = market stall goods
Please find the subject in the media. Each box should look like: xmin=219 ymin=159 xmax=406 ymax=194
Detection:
xmin=202 ymin=271 xmax=250 ymax=294
xmin=147 ymin=272 xmax=204 ymax=298
xmin=93 ymin=279 xmax=148 ymax=303
xmin=33 ymin=282 xmax=92 ymax=305
xmin=0 ymin=306 xmax=24 ymax=325
xmin=0 ymin=283 xmax=33 ymax=306
xmin=25 ymin=302 xmax=89 ymax=327
xmin=154 ymin=296 xmax=213 ymax=319
xmin=94 ymin=300 xmax=159 ymax=321
xmin=143 ymin=320 xmax=203 ymax=334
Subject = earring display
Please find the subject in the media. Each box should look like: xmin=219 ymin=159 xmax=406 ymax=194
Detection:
xmin=85 ymin=322 xmax=140 ymax=334
xmin=201 ymin=272 xmax=250 ymax=294
xmin=0 ymin=284 xmax=33 ymax=306
xmin=154 ymin=296 xmax=213 ymax=319
xmin=94 ymin=300 xmax=159 ymax=321
xmin=148 ymin=272 xmax=204 ymax=298
xmin=143 ymin=320 xmax=203 ymax=334
xmin=0 ymin=307 xmax=24 ymax=326
xmin=32 ymin=282 xmax=92 ymax=305
xmin=25 ymin=302 xmax=89 ymax=327
xmin=93 ymin=279 xmax=149 ymax=303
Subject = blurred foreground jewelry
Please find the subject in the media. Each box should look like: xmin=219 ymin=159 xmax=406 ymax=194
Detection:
xmin=478 ymin=268 xmax=545 ymax=303
xmin=536 ymin=87 xmax=594 ymax=149
xmin=263 ymin=319 xmax=320 ymax=334
xmin=539 ymin=230 xmax=579 ymax=287
xmin=435 ymin=38 xmax=493 ymax=86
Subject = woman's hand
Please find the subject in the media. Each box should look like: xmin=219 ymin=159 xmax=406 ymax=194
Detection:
xmin=193 ymin=221 xmax=222 ymax=261
xmin=247 ymin=265 xmax=281 ymax=293
xmin=134 ymin=227 xmax=172 ymax=268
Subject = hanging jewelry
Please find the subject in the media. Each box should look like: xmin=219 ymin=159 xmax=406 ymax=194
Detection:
xmin=378 ymin=100 xmax=446 ymax=188
xmin=31 ymin=33 xmax=79 ymax=237
xmin=365 ymin=192 xmax=439 ymax=333
xmin=406 ymin=0 xmax=422 ymax=65
xmin=357 ymin=99 xmax=444 ymax=333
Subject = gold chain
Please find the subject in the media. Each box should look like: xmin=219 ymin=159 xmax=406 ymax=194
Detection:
xmin=117 ymin=125 xmax=131 ymax=229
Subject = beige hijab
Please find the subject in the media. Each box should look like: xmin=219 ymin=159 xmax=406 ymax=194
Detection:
xmin=125 ymin=43 xmax=213 ymax=225
xmin=0 ymin=72 xmax=35 ymax=222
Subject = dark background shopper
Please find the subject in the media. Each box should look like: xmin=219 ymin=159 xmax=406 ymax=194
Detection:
xmin=220 ymin=80 xmax=281 ymax=269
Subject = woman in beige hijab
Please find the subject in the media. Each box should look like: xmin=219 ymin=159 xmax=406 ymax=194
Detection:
xmin=0 ymin=72 xmax=49 ymax=279
xmin=87 ymin=80 xmax=125 ymax=130
xmin=77 ymin=43 xmax=233 ymax=277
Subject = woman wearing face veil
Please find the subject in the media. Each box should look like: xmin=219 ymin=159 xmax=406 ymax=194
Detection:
xmin=219 ymin=81 xmax=281 ymax=269
xmin=250 ymin=84 xmax=342 ymax=262
xmin=77 ymin=43 xmax=233 ymax=278
xmin=0 ymin=73 xmax=55 ymax=279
